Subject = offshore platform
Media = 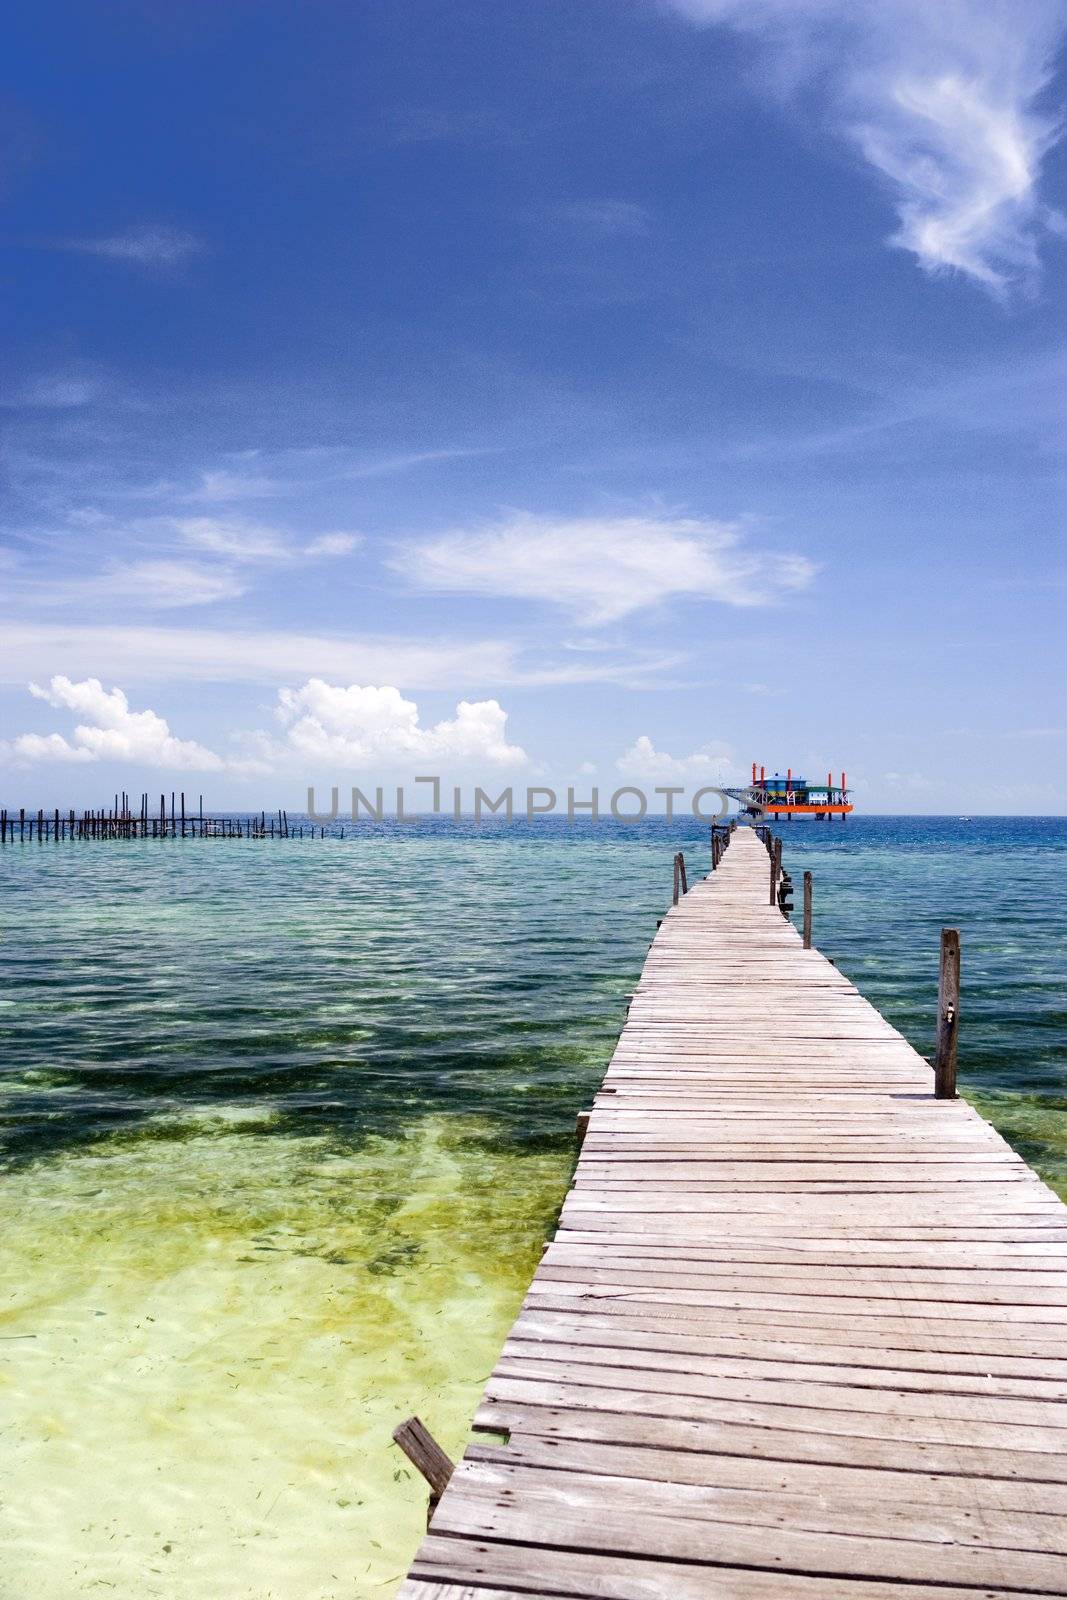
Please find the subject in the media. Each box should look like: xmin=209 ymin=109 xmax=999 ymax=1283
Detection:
xmin=724 ymin=762 xmax=853 ymax=819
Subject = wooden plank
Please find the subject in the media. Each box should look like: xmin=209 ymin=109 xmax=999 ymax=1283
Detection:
xmin=431 ymin=1461 xmax=1067 ymax=1591
xmin=403 ymin=1540 xmax=1067 ymax=1600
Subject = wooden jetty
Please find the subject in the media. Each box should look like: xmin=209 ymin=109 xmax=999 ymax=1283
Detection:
xmin=397 ymin=824 xmax=1067 ymax=1598
xmin=0 ymin=795 xmax=312 ymax=841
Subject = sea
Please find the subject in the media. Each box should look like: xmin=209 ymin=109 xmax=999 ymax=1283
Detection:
xmin=1 ymin=814 xmax=1064 ymax=1597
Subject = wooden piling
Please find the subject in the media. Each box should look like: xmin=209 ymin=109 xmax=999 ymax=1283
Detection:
xmin=934 ymin=926 xmax=961 ymax=1099
xmin=393 ymin=1416 xmax=455 ymax=1528
xmin=803 ymin=869 xmax=813 ymax=948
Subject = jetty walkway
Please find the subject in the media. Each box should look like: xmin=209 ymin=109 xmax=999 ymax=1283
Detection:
xmin=399 ymin=825 xmax=1067 ymax=1598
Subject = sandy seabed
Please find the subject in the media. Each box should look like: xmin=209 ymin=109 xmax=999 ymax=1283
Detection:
xmin=0 ymin=1112 xmax=565 ymax=1599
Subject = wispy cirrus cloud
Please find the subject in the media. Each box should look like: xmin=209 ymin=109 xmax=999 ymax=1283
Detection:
xmin=668 ymin=0 xmax=1067 ymax=294
xmin=4 ymin=375 xmax=101 ymax=410
xmin=546 ymin=199 xmax=653 ymax=238
xmin=0 ymin=622 xmax=682 ymax=692
xmin=399 ymin=512 xmax=814 ymax=624
xmin=65 ymin=561 xmax=248 ymax=610
xmin=169 ymin=516 xmax=362 ymax=564
xmin=60 ymin=224 xmax=204 ymax=269
xmin=182 ymin=469 xmax=286 ymax=503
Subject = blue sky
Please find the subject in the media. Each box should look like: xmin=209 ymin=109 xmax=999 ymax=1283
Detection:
xmin=2 ymin=0 xmax=1065 ymax=812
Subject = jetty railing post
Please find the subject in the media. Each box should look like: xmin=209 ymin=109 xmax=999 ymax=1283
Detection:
xmin=672 ymin=853 xmax=681 ymax=906
xmin=678 ymin=852 xmax=687 ymax=896
xmin=769 ymin=836 xmax=781 ymax=905
xmin=934 ymin=928 xmax=961 ymax=1100
xmin=803 ymin=871 xmax=813 ymax=948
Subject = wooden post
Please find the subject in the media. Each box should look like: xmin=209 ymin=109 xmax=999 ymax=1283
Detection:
xmin=803 ymin=871 xmax=813 ymax=949
xmin=678 ymin=852 xmax=687 ymax=896
xmin=576 ymin=1109 xmax=591 ymax=1148
xmin=934 ymin=928 xmax=960 ymax=1099
xmin=672 ymin=854 xmax=681 ymax=906
xmin=769 ymin=837 xmax=779 ymax=904
xmin=392 ymin=1416 xmax=454 ymax=1523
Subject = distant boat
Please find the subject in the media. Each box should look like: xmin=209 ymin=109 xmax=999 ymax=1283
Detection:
xmin=958 ymin=815 xmax=972 ymax=821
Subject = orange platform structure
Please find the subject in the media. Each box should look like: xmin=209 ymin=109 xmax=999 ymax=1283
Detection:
xmin=724 ymin=763 xmax=853 ymax=818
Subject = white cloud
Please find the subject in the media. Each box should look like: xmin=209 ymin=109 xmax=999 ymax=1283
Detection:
xmin=168 ymin=516 xmax=361 ymax=563
xmin=400 ymin=512 xmax=814 ymax=624
xmin=87 ymin=561 xmax=247 ymax=609
xmin=547 ymin=200 xmax=653 ymax=237
xmin=8 ymin=677 xmax=223 ymax=769
xmin=64 ymin=225 xmax=203 ymax=268
xmin=2 ymin=674 xmax=527 ymax=775
xmin=304 ymin=532 xmax=361 ymax=557
xmin=9 ymin=561 xmax=247 ymax=612
xmin=616 ymin=734 xmax=740 ymax=782
xmin=882 ymin=769 xmax=939 ymax=793
xmin=267 ymin=679 xmax=528 ymax=769
xmin=0 ymin=623 xmax=682 ymax=691
xmin=14 ymin=376 xmax=99 ymax=409
xmin=171 ymin=517 xmax=292 ymax=562
xmin=668 ymin=0 xmax=1066 ymax=293
xmin=184 ymin=470 xmax=285 ymax=502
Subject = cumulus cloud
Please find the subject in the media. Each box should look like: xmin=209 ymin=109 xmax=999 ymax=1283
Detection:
xmin=669 ymin=0 xmax=1066 ymax=293
xmin=401 ymin=513 xmax=814 ymax=624
xmin=270 ymin=679 xmax=527 ymax=768
xmin=63 ymin=225 xmax=204 ymax=268
xmin=616 ymin=734 xmax=740 ymax=783
xmin=2 ymin=675 xmax=528 ymax=775
xmin=8 ymin=677 xmax=223 ymax=769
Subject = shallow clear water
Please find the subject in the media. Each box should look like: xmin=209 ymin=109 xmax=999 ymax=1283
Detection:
xmin=1 ymin=816 xmax=1064 ymax=1597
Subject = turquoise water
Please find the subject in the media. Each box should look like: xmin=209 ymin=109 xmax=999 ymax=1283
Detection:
xmin=0 ymin=816 xmax=1064 ymax=1597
